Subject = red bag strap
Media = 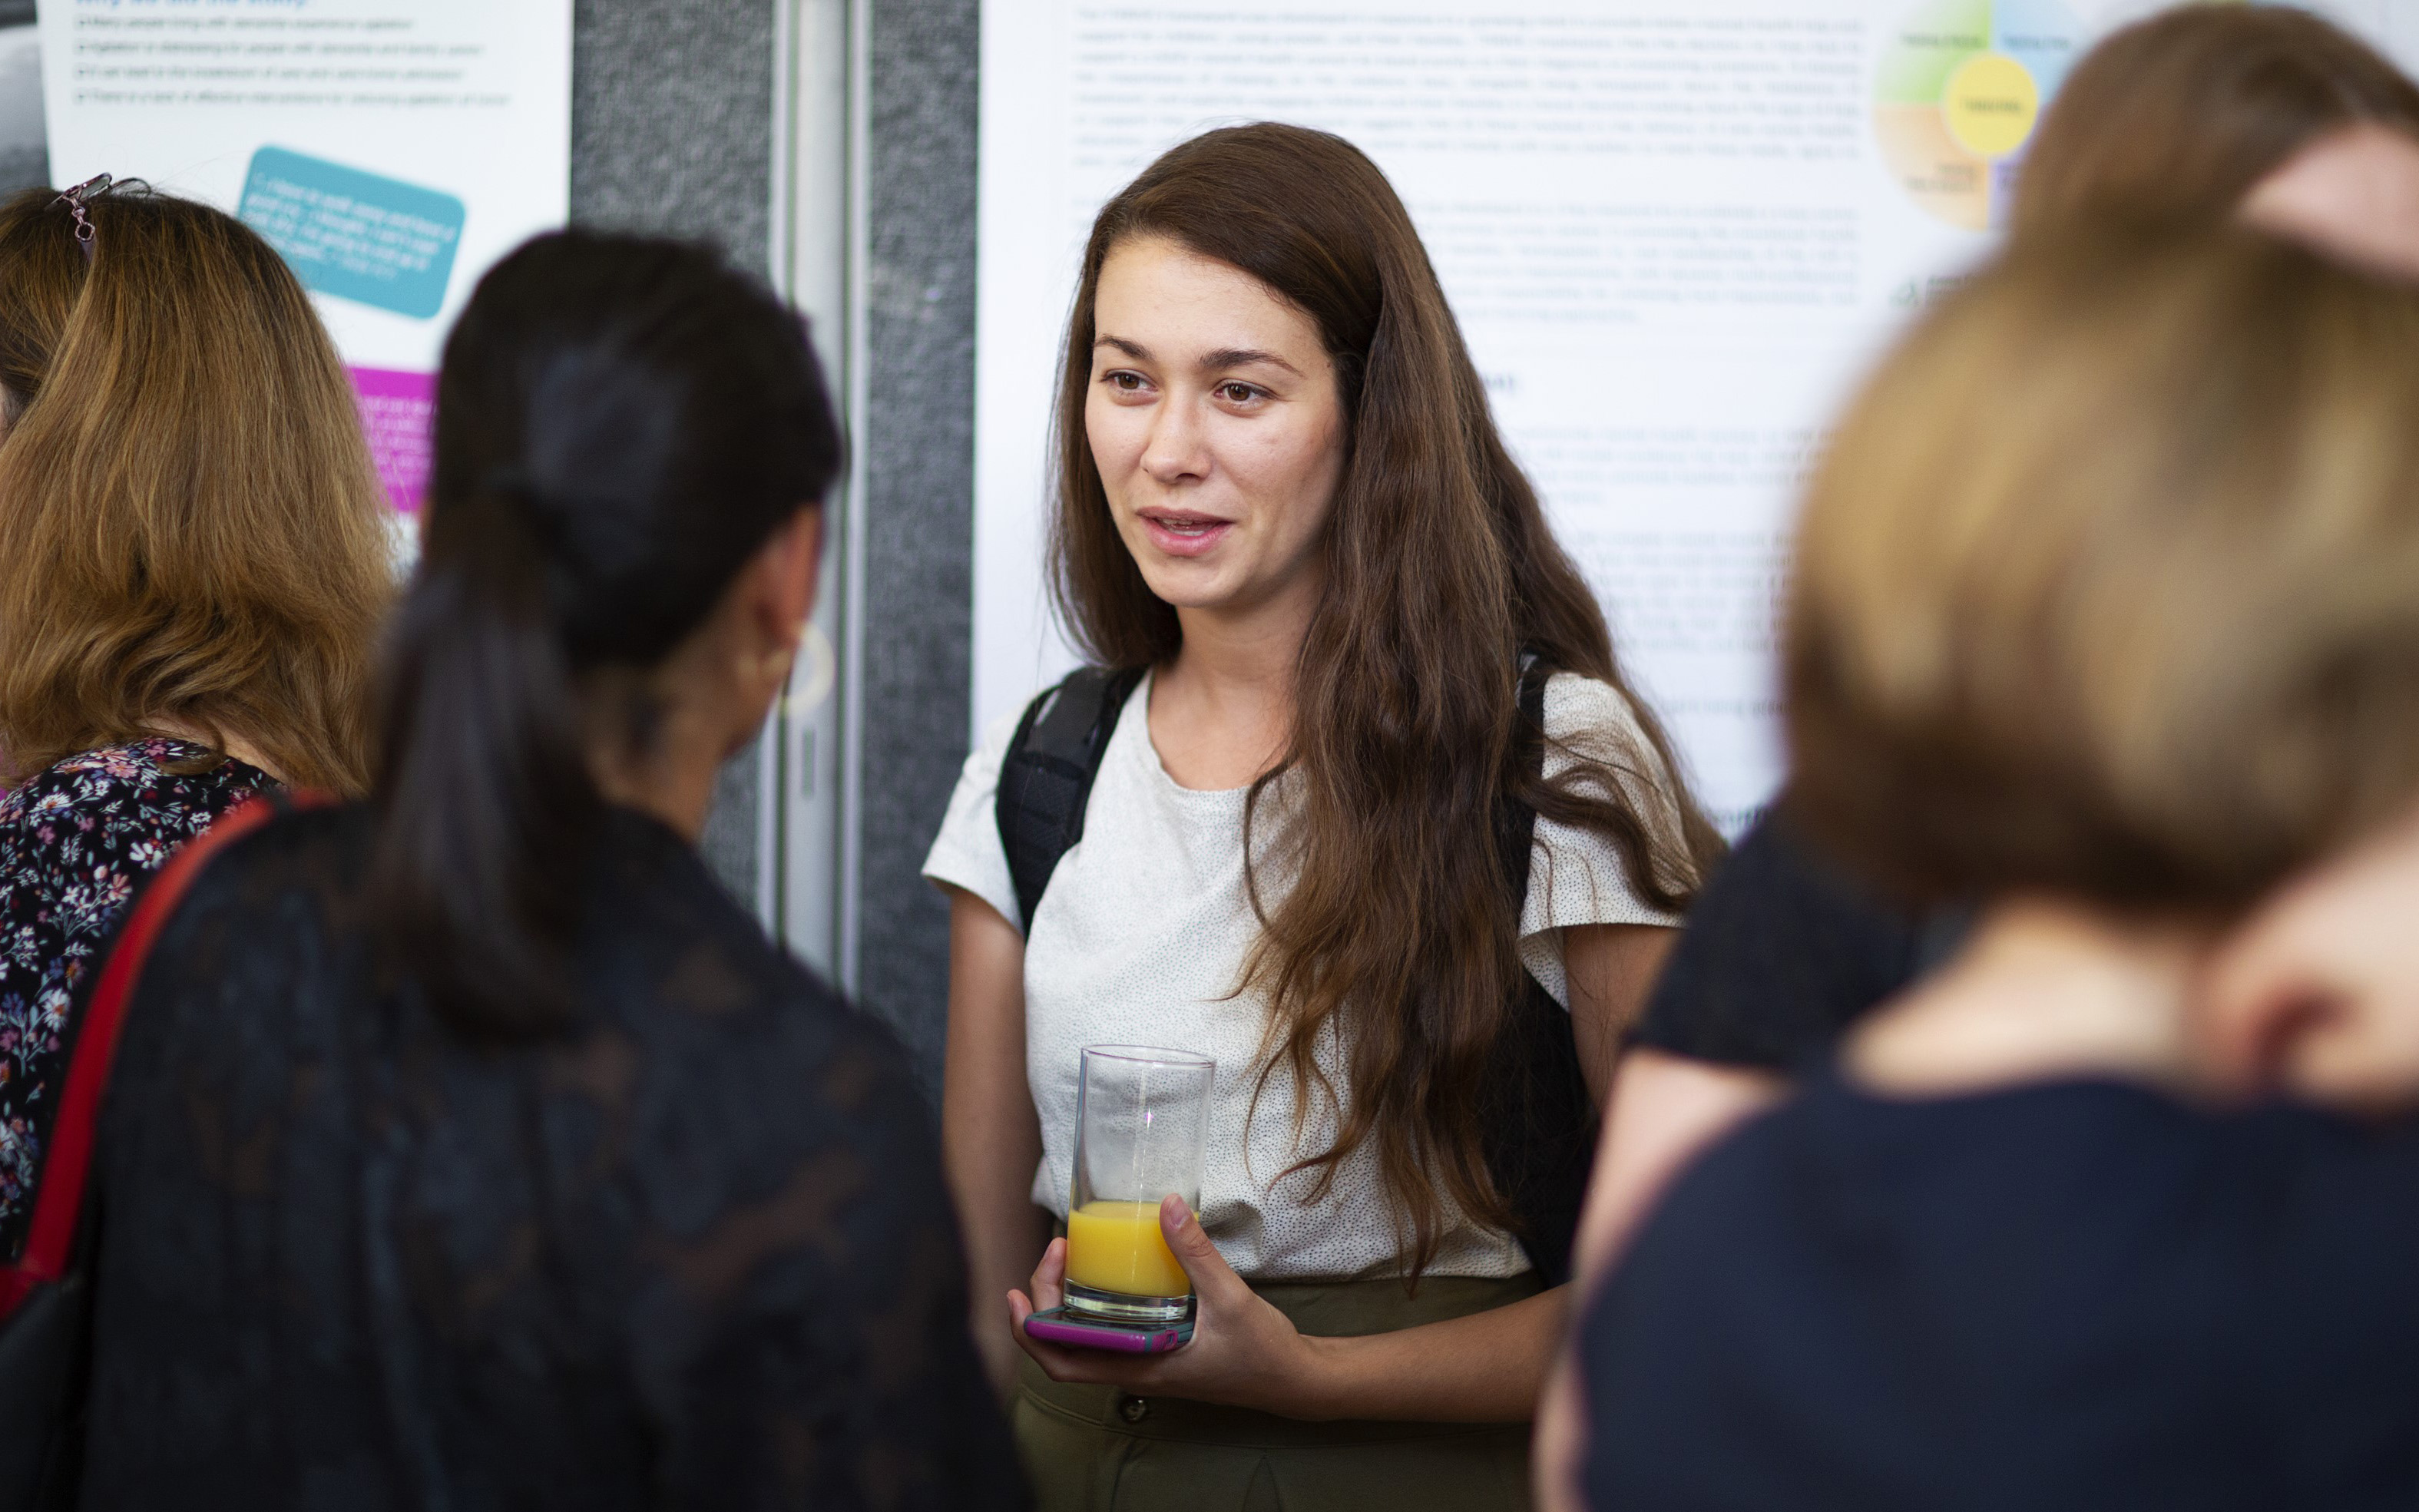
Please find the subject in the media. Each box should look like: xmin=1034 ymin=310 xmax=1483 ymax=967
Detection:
xmin=0 ymin=789 xmax=327 ymax=1314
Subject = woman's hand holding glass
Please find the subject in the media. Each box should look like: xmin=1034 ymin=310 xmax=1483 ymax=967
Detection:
xmin=1008 ymin=1041 xmax=1328 ymax=1414
xmin=1009 ymin=1194 xmax=1334 ymax=1418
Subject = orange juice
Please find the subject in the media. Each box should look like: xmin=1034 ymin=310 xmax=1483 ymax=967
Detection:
xmin=1065 ymin=1199 xmax=1192 ymax=1298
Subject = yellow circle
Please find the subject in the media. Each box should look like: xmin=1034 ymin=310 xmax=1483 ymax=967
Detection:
xmin=1942 ymin=52 xmax=2040 ymax=160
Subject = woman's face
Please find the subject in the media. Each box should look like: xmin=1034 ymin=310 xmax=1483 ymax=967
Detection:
xmin=1085 ymin=236 xmax=1348 ymax=623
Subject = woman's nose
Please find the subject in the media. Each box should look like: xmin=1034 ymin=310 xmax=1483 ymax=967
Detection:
xmin=1139 ymin=399 xmax=1210 ymax=485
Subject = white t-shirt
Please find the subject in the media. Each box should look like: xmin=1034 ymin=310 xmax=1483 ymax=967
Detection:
xmin=922 ymin=670 xmax=1686 ymax=1281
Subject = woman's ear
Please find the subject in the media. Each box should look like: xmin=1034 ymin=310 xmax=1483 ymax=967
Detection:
xmin=778 ymin=503 xmax=826 ymax=630
xmin=743 ymin=503 xmax=826 ymax=657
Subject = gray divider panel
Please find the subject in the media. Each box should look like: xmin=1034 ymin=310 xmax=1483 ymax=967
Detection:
xmin=571 ymin=0 xmax=978 ymax=1100
xmin=0 ymin=8 xmax=43 ymax=197
xmin=856 ymin=0 xmax=977 ymax=1094
xmin=569 ymin=0 xmax=777 ymax=909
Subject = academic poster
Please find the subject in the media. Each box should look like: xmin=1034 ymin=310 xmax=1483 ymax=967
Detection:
xmin=39 ymin=0 xmax=573 ymax=514
xmin=975 ymin=0 xmax=2419 ymax=828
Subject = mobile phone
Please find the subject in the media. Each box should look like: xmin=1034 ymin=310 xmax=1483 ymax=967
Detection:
xmin=1021 ymin=1306 xmax=1195 ymax=1355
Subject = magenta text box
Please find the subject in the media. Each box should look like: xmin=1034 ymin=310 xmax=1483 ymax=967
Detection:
xmin=351 ymin=366 xmax=435 ymax=514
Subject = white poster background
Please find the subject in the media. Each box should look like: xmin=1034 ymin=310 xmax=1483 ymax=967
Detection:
xmin=38 ymin=0 xmax=571 ymax=381
xmin=975 ymin=0 xmax=2419 ymax=829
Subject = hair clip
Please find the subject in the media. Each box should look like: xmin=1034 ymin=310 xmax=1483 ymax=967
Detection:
xmin=55 ymin=174 xmax=114 ymax=264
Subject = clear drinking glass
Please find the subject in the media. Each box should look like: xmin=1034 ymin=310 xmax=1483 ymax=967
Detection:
xmin=1063 ymin=1044 xmax=1216 ymax=1325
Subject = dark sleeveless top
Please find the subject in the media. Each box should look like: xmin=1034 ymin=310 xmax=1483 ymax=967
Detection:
xmin=78 ymin=802 xmax=1024 ymax=1510
xmin=1633 ymin=806 xmax=1965 ymax=1070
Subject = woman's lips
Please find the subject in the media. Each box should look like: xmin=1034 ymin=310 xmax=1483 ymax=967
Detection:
xmin=1138 ymin=509 xmax=1234 ymax=557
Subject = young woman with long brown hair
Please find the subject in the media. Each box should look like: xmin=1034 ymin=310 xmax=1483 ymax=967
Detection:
xmin=924 ymin=123 xmax=1719 ymax=1506
xmin=0 ymin=180 xmax=389 ymax=1259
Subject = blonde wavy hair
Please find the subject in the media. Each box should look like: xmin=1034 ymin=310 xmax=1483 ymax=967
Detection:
xmin=0 ymin=184 xmax=392 ymax=792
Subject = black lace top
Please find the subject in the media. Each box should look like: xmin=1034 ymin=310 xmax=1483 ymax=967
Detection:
xmin=81 ymin=802 xmax=1024 ymax=1511
xmin=0 ymin=738 xmax=275 ymax=1256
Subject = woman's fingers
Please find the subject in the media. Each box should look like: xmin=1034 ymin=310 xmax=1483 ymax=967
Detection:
xmin=1008 ymin=1284 xmax=1171 ymax=1388
xmin=2199 ymin=809 xmax=2419 ymax=1110
xmin=1159 ymin=1194 xmax=1242 ymax=1305
xmin=1008 ymin=1240 xmax=1153 ymax=1385
xmin=1006 ymin=1284 xmax=1087 ymax=1377
xmin=2200 ymin=870 xmax=2360 ymax=1093
xmin=1149 ymin=1194 xmax=1325 ymax=1414
xmin=1008 ymin=1295 xmax=1095 ymax=1381
xmin=1025 ymin=1236 xmax=1069 ymax=1312
xmin=2198 ymin=941 xmax=2335 ymax=1095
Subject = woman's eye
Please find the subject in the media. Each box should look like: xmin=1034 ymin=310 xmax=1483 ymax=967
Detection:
xmin=1104 ymin=370 xmax=1147 ymax=392
xmin=1219 ymin=382 xmax=1260 ymax=404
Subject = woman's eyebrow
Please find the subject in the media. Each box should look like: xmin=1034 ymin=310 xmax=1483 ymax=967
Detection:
xmin=1199 ymin=346 xmax=1302 ymax=377
xmin=1094 ymin=336 xmax=1305 ymax=379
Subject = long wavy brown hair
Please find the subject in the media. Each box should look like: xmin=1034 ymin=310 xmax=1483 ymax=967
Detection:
xmin=0 ymin=184 xmax=391 ymax=792
xmin=1050 ymin=124 xmax=1725 ymax=1273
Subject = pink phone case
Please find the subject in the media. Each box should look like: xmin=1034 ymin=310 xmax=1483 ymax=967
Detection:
xmin=1023 ymin=1306 xmax=1193 ymax=1354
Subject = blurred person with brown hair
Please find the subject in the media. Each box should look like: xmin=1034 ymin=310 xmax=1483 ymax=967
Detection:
xmin=1537 ymin=18 xmax=2419 ymax=1497
xmin=0 ymin=180 xmax=389 ymax=1273
xmin=1553 ymin=0 xmax=2419 ymax=1331
xmin=1580 ymin=227 xmax=2419 ymax=1509
xmin=2007 ymin=2 xmax=2419 ymax=244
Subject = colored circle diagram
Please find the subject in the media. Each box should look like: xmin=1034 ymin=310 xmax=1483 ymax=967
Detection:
xmin=1875 ymin=0 xmax=2083 ymax=231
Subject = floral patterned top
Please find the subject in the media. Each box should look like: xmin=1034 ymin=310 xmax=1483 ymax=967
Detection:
xmin=0 ymin=738 xmax=276 ymax=1258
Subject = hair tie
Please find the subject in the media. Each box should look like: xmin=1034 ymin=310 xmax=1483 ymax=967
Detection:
xmin=481 ymin=468 xmax=559 ymax=527
xmin=54 ymin=174 xmax=113 ymax=265
xmin=464 ymin=468 xmax=569 ymax=563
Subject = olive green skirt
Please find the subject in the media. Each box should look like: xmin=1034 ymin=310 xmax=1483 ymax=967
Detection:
xmin=1013 ymin=1272 xmax=1544 ymax=1512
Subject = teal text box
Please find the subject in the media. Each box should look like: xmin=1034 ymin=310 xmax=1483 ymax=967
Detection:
xmin=238 ymin=147 xmax=464 ymax=320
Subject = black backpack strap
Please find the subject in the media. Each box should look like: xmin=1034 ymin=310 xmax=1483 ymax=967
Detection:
xmin=994 ymin=665 xmax=1147 ymax=933
xmin=1497 ymin=655 xmax=1549 ymax=907
xmin=1481 ymin=658 xmax=1599 ymax=1287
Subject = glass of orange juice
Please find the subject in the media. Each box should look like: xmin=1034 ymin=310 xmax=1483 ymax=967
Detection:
xmin=1064 ymin=1044 xmax=1215 ymax=1326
